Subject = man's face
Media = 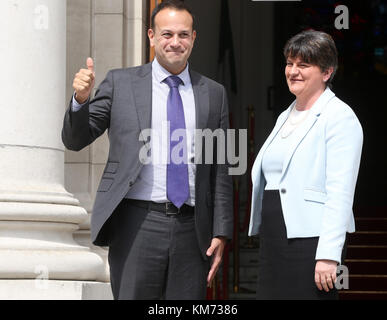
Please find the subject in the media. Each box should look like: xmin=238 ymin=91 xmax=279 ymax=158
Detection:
xmin=148 ymin=8 xmax=196 ymax=74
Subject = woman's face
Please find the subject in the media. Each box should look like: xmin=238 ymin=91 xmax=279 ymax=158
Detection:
xmin=285 ymin=56 xmax=332 ymax=100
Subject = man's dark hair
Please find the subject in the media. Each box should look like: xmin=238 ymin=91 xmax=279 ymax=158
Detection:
xmin=151 ymin=0 xmax=195 ymax=30
xmin=283 ymin=30 xmax=338 ymax=88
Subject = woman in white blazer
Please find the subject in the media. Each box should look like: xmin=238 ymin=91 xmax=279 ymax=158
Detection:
xmin=248 ymin=30 xmax=363 ymax=300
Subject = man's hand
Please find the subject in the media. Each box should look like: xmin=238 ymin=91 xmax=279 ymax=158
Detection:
xmin=73 ymin=57 xmax=95 ymax=104
xmin=315 ymin=259 xmax=338 ymax=292
xmin=206 ymin=237 xmax=226 ymax=287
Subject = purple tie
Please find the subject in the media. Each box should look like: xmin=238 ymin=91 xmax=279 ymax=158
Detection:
xmin=164 ymin=75 xmax=189 ymax=208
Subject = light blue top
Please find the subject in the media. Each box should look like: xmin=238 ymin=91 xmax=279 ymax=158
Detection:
xmin=262 ymin=108 xmax=310 ymax=190
xmin=262 ymin=126 xmax=294 ymax=190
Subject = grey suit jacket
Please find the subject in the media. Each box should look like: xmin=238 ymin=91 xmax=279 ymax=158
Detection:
xmin=62 ymin=62 xmax=233 ymax=259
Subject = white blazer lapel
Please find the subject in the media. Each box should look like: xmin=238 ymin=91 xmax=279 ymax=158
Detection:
xmin=280 ymin=88 xmax=336 ymax=179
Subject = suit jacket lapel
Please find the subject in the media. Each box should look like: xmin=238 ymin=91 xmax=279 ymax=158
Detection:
xmin=132 ymin=64 xmax=209 ymax=149
xmin=189 ymin=70 xmax=209 ymax=202
xmin=280 ymin=88 xmax=336 ymax=178
xmin=190 ymin=70 xmax=209 ymax=131
xmin=132 ymin=63 xmax=152 ymax=143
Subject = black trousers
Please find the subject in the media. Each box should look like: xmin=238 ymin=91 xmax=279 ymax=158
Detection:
xmin=107 ymin=199 xmax=209 ymax=300
xmin=256 ymin=190 xmax=346 ymax=300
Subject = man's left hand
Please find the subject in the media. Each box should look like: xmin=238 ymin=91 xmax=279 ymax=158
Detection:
xmin=206 ymin=237 xmax=226 ymax=287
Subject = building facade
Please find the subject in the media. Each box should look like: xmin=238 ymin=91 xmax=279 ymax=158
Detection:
xmin=0 ymin=0 xmax=147 ymax=300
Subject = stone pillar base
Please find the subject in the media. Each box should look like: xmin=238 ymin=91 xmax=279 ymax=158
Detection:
xmin=0 ymin=280 xmax=113 ymax=300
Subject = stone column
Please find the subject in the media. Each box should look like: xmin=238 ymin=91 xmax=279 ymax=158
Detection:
xmin=0 ymin=0 xmax=111 ymax=299
xmin=65 ymin=0 xmax=147 ymax=284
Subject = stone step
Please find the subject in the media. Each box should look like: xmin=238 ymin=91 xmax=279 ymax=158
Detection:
xmin=346 ymin=245 xmax=387 ymax=259
xmin=227 ymin=284 xmax=256 ymax=300
xmin=355 ymin=217 xmax=387 ymax=231
xmin=227 ymin=292 xmax=255 ymax=300
xmin=229 ymin=244 xmax=387 ymax=265
xmin=345 ymin=259 xmax=387 ymax=275
xmin=347 ymin=231 xmax=387 ymax=245
xmin=229 ymin=290 xmax=387 ymax=300
xmin=339 ymin=290 xmax=387 ymax=300
xmin=227 ymin=266 xmax=258 ymax=288
xmin=229 ymin=266 xmax=258 ymax=282
xmin=228 ymin=248 xmax=259 ymax=267
xmin=226 ymin=273 xmax=387 ymax=291
xmin=345 ymin=275 xmax=387 ymax=291
xmin=229 ymin=281 xmax=257 ymax=294
xmin=227 ymin=264 xmax=387 ymax=292
xmin=232 ymin=235 xmax=260 ymax=249
xmin=354 ymin=207 xmax=387 ymax=218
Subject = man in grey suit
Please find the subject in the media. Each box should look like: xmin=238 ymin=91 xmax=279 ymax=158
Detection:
xmin=62 ymin=0 xmax=233 ymax=300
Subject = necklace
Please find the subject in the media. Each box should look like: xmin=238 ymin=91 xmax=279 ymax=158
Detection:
xmin=290 ymin=107 xmax=309 ymax=124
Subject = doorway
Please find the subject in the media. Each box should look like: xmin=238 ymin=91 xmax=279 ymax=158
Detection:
xmin=185 ymin=0 xmax=387 ymax=299
xmin=147 ymin=0 xmax=387 ymax=299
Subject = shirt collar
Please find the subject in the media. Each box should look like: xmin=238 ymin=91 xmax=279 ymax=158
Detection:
xmin=152 ymin=57 xmax=191 ymax=86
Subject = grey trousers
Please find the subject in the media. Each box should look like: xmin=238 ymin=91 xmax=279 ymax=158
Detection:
xmin=107 ymin=199 xmax=209 ymax=300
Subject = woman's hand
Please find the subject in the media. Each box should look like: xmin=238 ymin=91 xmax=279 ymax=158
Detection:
xmin=315 ymin=260 xmax=338 ymax=292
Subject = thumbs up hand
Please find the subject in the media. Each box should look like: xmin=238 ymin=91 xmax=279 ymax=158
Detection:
xmin=73 ymin=57 xmax=95 ymax=104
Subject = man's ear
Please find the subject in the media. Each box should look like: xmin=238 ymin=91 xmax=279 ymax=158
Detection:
xmin=192 ymin=30 xmax=197 ymax=44
xmin=148 ymin=28 xmax=155 ymax=47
